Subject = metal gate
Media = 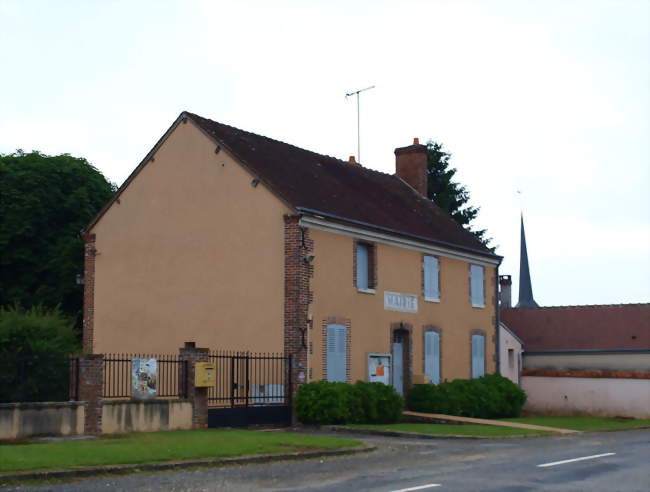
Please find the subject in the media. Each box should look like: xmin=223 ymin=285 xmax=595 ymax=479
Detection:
xmin=207 ymin=351 xmax=292 ymax=427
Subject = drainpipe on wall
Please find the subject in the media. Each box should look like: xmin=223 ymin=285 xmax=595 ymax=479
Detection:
xmin=495 ymin=265 xmax=501 ymax=375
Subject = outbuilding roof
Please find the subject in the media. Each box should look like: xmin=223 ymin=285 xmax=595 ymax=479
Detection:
xmin=186 ymin=112 xmax=495 ymax=257
xmin=500 ymin=304 xmax=650 ymax=351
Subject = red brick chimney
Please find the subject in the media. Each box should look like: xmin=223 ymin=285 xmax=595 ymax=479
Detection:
xmin=395 ymin=138 xmax=428 ymax=196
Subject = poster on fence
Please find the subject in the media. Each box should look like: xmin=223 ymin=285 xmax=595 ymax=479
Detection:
xmin=131 ymin=358 xmax=157 ymax=399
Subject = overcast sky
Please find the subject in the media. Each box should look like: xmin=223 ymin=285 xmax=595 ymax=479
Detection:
xmin=1 ymin=0 xmax=648 ymax=306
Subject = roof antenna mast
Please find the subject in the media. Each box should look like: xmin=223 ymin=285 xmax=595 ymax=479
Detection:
xmin=345 ymin=85 xmax=375 ymax=163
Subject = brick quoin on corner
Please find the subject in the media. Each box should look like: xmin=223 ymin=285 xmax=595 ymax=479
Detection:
xmin=82 ymin=233 xmax=97 ymax=354
xmin=284 ymin=215 xmax=312 ymax=397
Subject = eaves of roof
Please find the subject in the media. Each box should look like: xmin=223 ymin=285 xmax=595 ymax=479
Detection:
xmin=297 ymin=206 xmax=501 ymax=261
xmin=499 ymin=322 xmax=524 ymax=345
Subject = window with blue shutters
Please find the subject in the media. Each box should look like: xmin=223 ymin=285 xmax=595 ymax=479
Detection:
xmin=470 ymin=264 xmax=485 ymax=307
xmin=326 ymin=324 xmax=347 ymax=382
xmin=424 ymin=331 xmax=441 ymax=384
xmin=471 ymin=334 xmax=485 ymax=378
xmin=423 ymin=255 xmax=440 ymax=301
xmin=355 ymin=242 xmax=374 ymax=291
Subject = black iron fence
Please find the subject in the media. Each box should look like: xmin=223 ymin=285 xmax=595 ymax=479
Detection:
xmin=102 ymin=354 xmax=187 ymax=399
xmin=208 ymin=351 xmax=291 ymax=408
xmin=0 ymin=354 xmax=78 ymax=403
xmin=2 ymin=351 xmax=288 ymax=412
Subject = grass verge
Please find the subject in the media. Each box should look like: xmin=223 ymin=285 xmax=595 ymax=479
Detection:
xmin=501 ymin=416 xmax=650 ymax=431
xmin=345 ymin=423 xmax=551 ymax=437
xmin=0 ymin=429 xmax=361 ymax=474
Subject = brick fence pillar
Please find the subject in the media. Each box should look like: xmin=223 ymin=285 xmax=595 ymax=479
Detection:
xmin=179 ymin=342 xmax=210 ymax=429
xmin=77 ymin=354 xmax=104 ymax=435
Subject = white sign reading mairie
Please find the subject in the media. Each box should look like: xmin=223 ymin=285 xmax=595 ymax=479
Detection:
xmin=384 ymin=291 xmax=418 ymax=313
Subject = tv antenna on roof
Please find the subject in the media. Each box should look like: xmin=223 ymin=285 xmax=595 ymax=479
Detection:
xmin=345 ymin=85 xmax=375 ymax=164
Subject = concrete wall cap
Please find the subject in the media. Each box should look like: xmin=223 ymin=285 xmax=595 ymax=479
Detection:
xmin=0 ymin=401 xmax=87 ymax=409
xmin=101 ymin=399 xmax=191 ymax=406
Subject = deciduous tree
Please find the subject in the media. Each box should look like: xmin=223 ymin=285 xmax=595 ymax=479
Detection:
xmin=0 ymin=151 xmax=115 ymax=324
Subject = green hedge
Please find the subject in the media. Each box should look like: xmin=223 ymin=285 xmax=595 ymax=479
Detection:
xmin=355 ymin=381 xmax=404 ymax=424
xmin=406 ymin=374 xmax=527 ymax=418
xmin=295 ymin=381 xmax=403 ymax=425
xmin=0 ymin=304 xmax=80 ymax=402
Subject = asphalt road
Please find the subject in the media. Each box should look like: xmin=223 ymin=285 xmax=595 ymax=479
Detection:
xmin=7 ymin=429 xmax=650 ymax=491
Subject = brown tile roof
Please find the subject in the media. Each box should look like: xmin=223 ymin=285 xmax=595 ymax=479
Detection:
xmin=186 ymin=112 xmax=495 ymax=257
xmin=500 ymin=304 xmax=650 ymax=351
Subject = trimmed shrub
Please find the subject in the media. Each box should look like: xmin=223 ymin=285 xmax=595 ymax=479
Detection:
xmin=295 ymin=381 xmax=403 ymax=425
xmin=406 ymin=383 xmax=442 ymax=414
xmin=354 ymin=381 xmax=403 ymax=424
xmin=406 ymin=374 xmax=527 ymax=418
xmin=295 ymin=381 xmax=362 ymax=425
xmin=479 ymin=373 xmax=527 ymax=417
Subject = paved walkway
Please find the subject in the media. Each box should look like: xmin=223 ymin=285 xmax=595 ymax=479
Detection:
xmin=402 ymin=411 xmax=579 ymax=434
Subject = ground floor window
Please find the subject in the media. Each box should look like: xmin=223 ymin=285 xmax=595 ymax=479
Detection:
xmin=471 ymin=334 xmax=485 ymax=378
xmin=326 ymin=323 xmax=347 ymax=382
xmin=424 ymin=331 xmax=441 ymax=384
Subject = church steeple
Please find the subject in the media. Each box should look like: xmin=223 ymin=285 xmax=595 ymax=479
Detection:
xmin=516 ymin=214 xmax=539 ymax=308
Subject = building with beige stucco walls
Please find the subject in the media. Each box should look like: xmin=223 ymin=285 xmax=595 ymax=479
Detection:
xmin=83 ymin=111 xmax=502 ymax=396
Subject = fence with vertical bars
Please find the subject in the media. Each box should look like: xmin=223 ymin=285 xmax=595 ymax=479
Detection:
xmin=0 ymin=354 xmax=78 ymax=403
xmin=207 ymin=351 xmax=291 ymax=408
xmin=102 ymin=353 xmax=187 ymax=399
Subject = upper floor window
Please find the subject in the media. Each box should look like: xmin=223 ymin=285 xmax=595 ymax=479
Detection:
xmin=423 ymin=255 xmax=440 ymax=302
xmin=470 ymin=264 xmax=485 ymax=307
xmin=355 ymin=242 xmax=375 ymax=291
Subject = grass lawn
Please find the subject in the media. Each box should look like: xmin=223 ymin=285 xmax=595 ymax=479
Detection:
xmin=345 ymin=423 xmax=551 ymax=437
xmin=502 ymin=416 xmax=650 ymax=431
xmin=0 ymin=429 xmax=361 ymax=474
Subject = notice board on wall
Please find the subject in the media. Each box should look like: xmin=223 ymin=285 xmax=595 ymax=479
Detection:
xmin=368 ymin=354 xmax=391 ymax=385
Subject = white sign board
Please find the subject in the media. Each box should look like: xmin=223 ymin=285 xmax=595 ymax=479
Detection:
xmin=368 ymin=354 xmax=391 ymax=385
xmin=384 ymin=291 xmax=418 ymax=313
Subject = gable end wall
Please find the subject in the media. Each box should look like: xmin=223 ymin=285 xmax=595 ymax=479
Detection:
xmin=87 ymin=120 xmax=290 ymax=354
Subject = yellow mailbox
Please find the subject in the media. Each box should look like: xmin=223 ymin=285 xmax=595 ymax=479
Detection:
xmin=195 ymin=362 xmax=216 ymax=387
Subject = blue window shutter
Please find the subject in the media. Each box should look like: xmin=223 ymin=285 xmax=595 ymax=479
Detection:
xmin=327 ymin=324 xmax=347 ymax=382
xmin=424 ymin=256 xmax=439 ymax=300
xmin=356 ymin=244 xmax=369 ymax=289
xmin=472 ymin=334 xmax=485 ymax=378
xmin=477 ymin=334 xmax=485 ymax=377
xmin=424 ymin=331 xmax=441 ymax=384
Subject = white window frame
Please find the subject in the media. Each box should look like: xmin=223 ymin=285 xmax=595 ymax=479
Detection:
xmin=423 ymin=255 xmax=440 ymax=302
xmin=470 ymin=264 xmax=485 ymax=308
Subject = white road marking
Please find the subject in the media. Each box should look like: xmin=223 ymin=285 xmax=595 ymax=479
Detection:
xmin=538 ymin=452 xmax=616 ymax=468
xmin=389 ymin=484 xmax=442 ymax=492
